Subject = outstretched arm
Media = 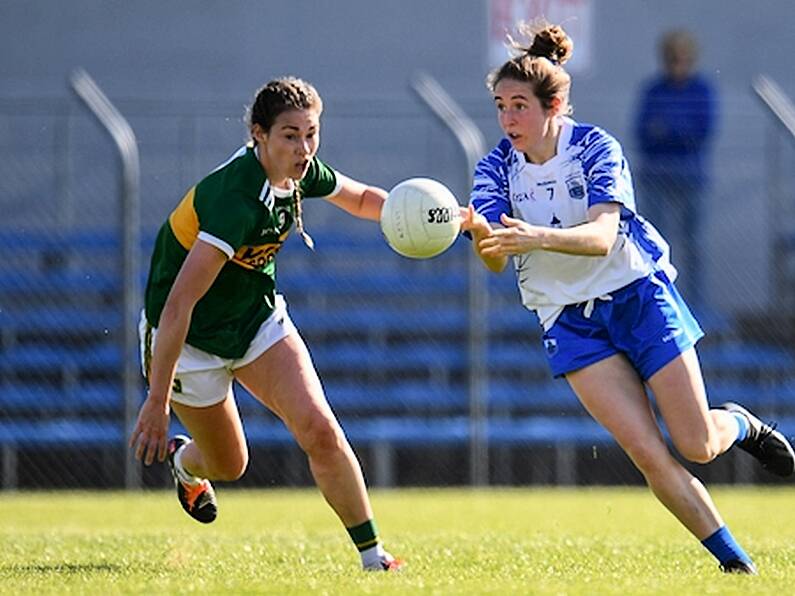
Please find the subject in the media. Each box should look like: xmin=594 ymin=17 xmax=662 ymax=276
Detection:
xmin=325 ymin=174 xmax=387 ymax=221
xmin=478 ymin=202 xmax=621 ymax=258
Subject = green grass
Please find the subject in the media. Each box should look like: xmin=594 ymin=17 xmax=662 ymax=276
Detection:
xmin=1 ymin=487 xmax=794 ymax=594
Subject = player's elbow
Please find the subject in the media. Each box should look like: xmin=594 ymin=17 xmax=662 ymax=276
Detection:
xmin=592 ymin=227 xmax=618 ymax=256
xmin=161 ymin=292 xmax=197 ymax=325
xmin=592 ymin=238 xmax=613 ymax=256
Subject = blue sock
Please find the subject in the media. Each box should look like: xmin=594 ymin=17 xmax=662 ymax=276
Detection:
xmin=733 ymin=413 xmax=750 ymax=443
xmin=701 ymin=526 xmax=752 ymax=565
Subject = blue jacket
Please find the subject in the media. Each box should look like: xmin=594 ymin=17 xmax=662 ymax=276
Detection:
xmin=634 ymin=74 xmax=717 ymax=186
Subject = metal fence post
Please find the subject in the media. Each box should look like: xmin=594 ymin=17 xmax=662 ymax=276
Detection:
xmin=70 ymin=69 xmax=142 ymax=489
xmin=753 ymin=75 xmax=795 ymax=308
xmin=410 ymin=72 xmax=489 ymax=486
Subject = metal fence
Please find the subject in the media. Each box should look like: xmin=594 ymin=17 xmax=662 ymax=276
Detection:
xmin=2 ymin=78 xmax=795 ymax=490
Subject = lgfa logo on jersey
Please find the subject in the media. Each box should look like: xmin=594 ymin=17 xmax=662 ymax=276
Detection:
xmin=511 ymin=191 xmax=534 ymax=203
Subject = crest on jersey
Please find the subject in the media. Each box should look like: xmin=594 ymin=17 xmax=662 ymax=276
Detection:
xmin=565 ymin=173 xmax=585 ymax=199
xmin=543 ymin=336 xmax=558 ymax=356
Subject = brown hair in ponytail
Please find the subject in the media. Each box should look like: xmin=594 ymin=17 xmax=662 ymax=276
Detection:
xmin=487 ymin=19 xmax=574 ymax=113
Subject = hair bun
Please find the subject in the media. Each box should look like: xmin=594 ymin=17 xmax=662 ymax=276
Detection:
xmin=525 ymin=23 xmax=573 ymax=66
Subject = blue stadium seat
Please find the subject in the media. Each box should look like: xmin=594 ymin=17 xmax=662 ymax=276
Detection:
xmin=290 ymin=306 xmax=468 ymax=335
xmin=2 ymin=223 xmax=792 ymax=476
xmin=0 ymin=382 xmax=122 ymax=412
xmin=341 ymin=416 xmax=470 ymax=445
xmin=0 ymin=229 xmax=119 ymax=252
xmin=0 ymin=307 xmax=122 ymax=335
xmin=310 ymin=341 xmax=466 ymax=372
xmin=279 ymin=270 xmax=467 ymax=296
xmin=486 ymin=341 xmax=549 ymax=373
xmin=0 ymin=344 xmax=121 ymax=371
xmin=0 ymin=229 xmax=155 ymax=253
xmin=487 ymin=416 xmax=611 ymax=445
xmin=699 ymin=342 xmax=795 ymax=377
xmin=487 ymin=307 xmax=538 ymax=334
xmin=487 ymin=380 xmax=582 ymax=413
xmin=0 ymin=419 xmax=122 ymax=447
xmin=0 ymin=270 xmax=120 ymax=295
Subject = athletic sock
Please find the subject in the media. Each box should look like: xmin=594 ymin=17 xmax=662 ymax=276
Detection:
xmin=173 ymin=444 xmax=203 ymax=486
xmin=732 ymin=412 xmax=750 ymax=443
xmin=347 ymin=519 xmax=382 ymax=565
xmin=360 ymin=543 xmax=387 ymax=568
xmin=701 ymin=525 xmax=752 ymax=565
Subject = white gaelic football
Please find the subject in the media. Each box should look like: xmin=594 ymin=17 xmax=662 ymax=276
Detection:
xmin=380 ymin=177 xmax=461 ymax=259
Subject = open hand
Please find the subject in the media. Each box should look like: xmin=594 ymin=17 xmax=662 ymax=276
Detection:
xmin=477 ymin=213 xmax=541 ymax=256
xmin=129 ymin=392 xmax=170 ymax=465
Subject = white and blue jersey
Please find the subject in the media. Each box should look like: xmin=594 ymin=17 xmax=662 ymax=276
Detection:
xmin=471 ymin=117 xmax=703 ymax=380
xmin=471 ymin=117 xmax=677 ymax=329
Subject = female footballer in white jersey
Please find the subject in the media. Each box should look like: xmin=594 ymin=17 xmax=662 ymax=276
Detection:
xmin=461 ymin=20 xmax=794 ymax=575
xmin=129 ymin=77 xmax=400 ymax=571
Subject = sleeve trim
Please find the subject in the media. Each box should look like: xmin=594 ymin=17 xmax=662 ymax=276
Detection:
xmin=322 ymin=170 xmax=343 ymax=198
xmin=197 ymin=231 xmax=234 ymax=258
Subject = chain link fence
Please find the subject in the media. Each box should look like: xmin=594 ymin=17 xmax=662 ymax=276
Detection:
xmin=1 ymin=86 xmax=794 ymax=490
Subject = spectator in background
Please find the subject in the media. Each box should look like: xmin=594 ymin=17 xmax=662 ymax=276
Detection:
xmin=634 ymin=30 xmax=717 ymax=309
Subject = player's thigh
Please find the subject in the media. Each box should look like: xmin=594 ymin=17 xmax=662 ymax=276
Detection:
xmin=233 ymin=333 xmax=341 ymax=449
xmin=566 ymin=353 xmax=668 ymax=467
xmin=645 ymin=347 xmax=714 ymax=452
xmin=171 ymin=396 xmax=248 ymax=473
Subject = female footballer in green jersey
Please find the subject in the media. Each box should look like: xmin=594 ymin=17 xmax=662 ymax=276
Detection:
xmin=130 ymin=77 xmax=401 ymax=571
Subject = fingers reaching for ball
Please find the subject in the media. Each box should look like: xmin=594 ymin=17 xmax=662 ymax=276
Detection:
xmin=460 ymin=205 xmax=492 ymax=236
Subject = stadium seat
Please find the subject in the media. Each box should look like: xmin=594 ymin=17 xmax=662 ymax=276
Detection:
xmin=3 ymin=223 xmax=795 ymax=489
xmin=699 ymin=342 xmax=795 ymax=380
xmin=487 ymin=380 xmax=582 ymax=413
xmin=0 ymin=419 xmax=122 ymax=447
xmin=0 ymin=382 xmax=123 ymax=413
xmin=0 ymin=344 xmax=121 ymax=372
xmin=310 ymin=341 xmax=467 ymax=372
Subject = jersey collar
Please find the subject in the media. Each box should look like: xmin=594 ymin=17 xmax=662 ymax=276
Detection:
xmin=251 ymin=145 xmax=294 ymax=207
xmin=514 ymin=117 xmax=574 ymax=170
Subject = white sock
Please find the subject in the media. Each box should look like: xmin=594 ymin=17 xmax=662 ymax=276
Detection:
xmin=173 ymin=444 xmax=202 ymax=486
xmin=360 ymin=543 xmax=387 ymax=568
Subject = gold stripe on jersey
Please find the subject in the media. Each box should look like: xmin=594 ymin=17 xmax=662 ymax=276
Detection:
xmin=168 ymin=187 xmax=199 ymax=250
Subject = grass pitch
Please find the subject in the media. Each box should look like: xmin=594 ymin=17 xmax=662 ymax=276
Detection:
xmin=1 ymin=487 xmax=793 ymax=594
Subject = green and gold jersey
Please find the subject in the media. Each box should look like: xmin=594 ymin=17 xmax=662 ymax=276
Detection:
xmin=144 ymin=144 xmax=339 ymax=358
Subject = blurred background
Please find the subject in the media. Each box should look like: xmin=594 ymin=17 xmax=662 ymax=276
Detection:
xmin=1 ymin=0 xmax=794 ymax=490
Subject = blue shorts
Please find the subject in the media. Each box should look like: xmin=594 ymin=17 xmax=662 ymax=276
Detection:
xmin=542 ymin=271 xmax=703 ymax=380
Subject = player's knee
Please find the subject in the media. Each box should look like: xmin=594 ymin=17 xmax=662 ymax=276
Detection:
xmin=624 ymin=440 xmax=670 ymax=477
xmin=676 ymin=437 xmax=720 ymax=464
xmin=209 ymin=450 xmax=249 ymax=481
xmin=295 ymin=414 xmax=346 ymax=457
xmin=669 ymin=425 xmax=721 ymax=463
